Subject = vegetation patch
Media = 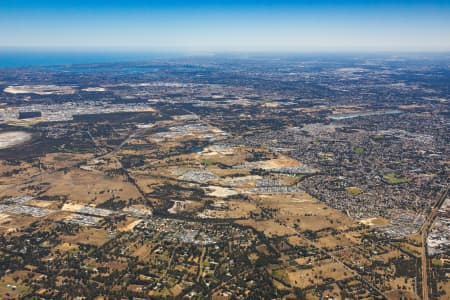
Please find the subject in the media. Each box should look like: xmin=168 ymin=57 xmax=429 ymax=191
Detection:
xmin=353 ymin=147 xmax=365 ymax=154
xmin=345 ymin=186 xmax=363 ymax=196
xmin=383 ymin=173 xmax=410 ymax=184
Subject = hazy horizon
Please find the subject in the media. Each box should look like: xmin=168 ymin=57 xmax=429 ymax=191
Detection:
xmin=1 ymin=48 xmax=449 ymax=68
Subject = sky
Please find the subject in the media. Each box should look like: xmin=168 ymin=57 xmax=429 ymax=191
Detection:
xmin=1 ymin=0 xmax=450 ymax=52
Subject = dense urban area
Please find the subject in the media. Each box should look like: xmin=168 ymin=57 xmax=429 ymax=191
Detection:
xmin=0 ymin=54 xmax=448 ymax=299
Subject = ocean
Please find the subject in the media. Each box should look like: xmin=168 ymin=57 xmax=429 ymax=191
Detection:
xmin=0 ymin=50 xmax=179 ymax=68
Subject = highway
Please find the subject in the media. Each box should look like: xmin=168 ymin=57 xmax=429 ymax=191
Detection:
xmin=420 ymin=185 xmax=448 ymax=300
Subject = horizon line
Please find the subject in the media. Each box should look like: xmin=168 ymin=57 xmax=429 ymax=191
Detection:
xmin=1 ymin=47 xmax=450 ymax=55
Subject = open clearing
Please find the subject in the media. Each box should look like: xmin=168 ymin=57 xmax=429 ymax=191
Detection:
xmin=40 ymin=153 xmax=94 ymax=170
xmin=4 ymin=85 xmax=76 ymax=95
xmin=197 ymin=200 xmax=259 ymax=219
xmin=204 ymin=186 xmax=239 ymax=198
xmin=245 ymin=155 xmax=301 ymax=170
xmin=61 ymin=228 xmax=110 ymax=247
xmin=254 ymin=193 xmax=354 ymax=232
xmin=237 ymin=219 xmax=296 ymax=237
xmin=359 ymin=217 xmax=390 ymax=226
xmin=0 ymin=131 xmax=32 ymax=149
xmin=38 ymin=169 xmax=142 ymax=205
xmin=286 ymin=260 xmax=355 ymax=289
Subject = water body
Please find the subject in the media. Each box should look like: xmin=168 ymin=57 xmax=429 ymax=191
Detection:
xmin=0 ymin=50 xmax=180 ymax=68
xmin=330 ymin=109 xmax=403 ymax=120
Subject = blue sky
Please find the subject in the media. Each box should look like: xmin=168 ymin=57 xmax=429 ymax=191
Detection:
xmin=1 ymin=1 xmax=450 ymax=52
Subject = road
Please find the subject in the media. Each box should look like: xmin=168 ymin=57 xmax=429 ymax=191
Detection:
xmin=420 ymin=185 xmax=448 ymax=300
